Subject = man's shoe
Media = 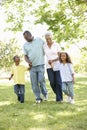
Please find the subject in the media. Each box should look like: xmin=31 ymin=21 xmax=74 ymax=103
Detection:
xmin=43 ymin=95 xmax=48 ymax=101
xmin=36 ymin=98 xmax=43 ymax=103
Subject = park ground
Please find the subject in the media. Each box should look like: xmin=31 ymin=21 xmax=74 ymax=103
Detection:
xmin=0 ymin=74 xmax=87 ymax=130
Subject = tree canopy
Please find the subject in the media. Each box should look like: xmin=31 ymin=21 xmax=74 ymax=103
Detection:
xmin=2 ymin=0 xmax=87 ymax=43
xmin=3 ymin=0 xmax=35 ymax=32
xmin=33 ymin=0 xmax=87 ymax=42
xmin=0 ymin=0 xmax=87 ymax=71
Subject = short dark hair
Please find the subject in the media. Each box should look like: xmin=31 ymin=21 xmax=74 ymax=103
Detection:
xmin=13 ymin=55 xmax=20 ymax=61
xmin=23 ymin=30 xmax=31 ymax=36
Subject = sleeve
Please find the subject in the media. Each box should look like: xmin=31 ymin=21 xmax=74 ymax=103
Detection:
xmin=70 ymin=64 xmax=74 ymax=74
xmin=42 ymin=40 xmax=45 ymax=45
xmin=56 ymin=43 xmax=61 ymax=52
xmin=39 ymin=38 xmax=45 ymax=55
xmin=23 ymin=44 xmax=27 ymax=55
xmin=38 ymin=37 xmax=45 ymax=45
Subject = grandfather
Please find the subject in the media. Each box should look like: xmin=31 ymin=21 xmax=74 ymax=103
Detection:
xmin=23 ymin=31 xmax=48 ymax=103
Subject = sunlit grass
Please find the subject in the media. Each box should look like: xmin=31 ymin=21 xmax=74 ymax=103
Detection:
xmin=0 ymin=75 xmax=87 ymax=130
xmin=0 ymin=101 xmax=11 ymax=106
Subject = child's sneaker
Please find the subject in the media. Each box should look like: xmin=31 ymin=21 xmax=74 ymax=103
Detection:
xmin=67 ymin=96 xmax=71 ymax=102
xmin=70 ymin=99 xmax=75 ymax=104
xmin=17 ymin=96 xmax=20 ymax=101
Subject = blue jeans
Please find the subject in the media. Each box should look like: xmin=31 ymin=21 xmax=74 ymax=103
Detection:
xmin=47 ymin=69 xmax=63 ymax=101
xmin=14 ymin=84 xmax=25 ymax=102
xmin=62 ymin=82 xmax=74 ymax=98
xmin=30 ymin=65 xmax=47 ymax=99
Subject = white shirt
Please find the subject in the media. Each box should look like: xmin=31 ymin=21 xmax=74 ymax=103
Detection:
xmin=43 ymin=42 xmax=61 ymax=70
xmin=59 ymin=63 xmax=74 ymax=82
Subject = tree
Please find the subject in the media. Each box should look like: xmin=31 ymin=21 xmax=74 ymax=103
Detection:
xmin=2 ymin=0 xmax=87 ymax=43
xmin=0 ymin=39 xmax=21 ymax=69
xmin=33 ymin=0 xmax=87 ymax=42
xmin=3 ymin=0 xmax=36 ymax=32
xmin=1 ymin=0 xmax=87 ymax=72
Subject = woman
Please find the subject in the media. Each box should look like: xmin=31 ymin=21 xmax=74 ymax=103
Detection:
xmin=44 ymin=32 xmax=63 ymax=102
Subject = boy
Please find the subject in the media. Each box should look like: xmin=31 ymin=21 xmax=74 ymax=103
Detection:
xmin=9 ymin=55 xmax=30 ymax=103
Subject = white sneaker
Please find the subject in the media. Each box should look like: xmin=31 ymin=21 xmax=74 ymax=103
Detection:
xmin=70 ymin=99 xmax=75 ymax=104
xmin=36 ymin=100 xmax=41 ymax=103
xmin=36 ymin=98 xmax=43 ymax=103
xmin=44 ymin=95 xmax=48 ymax=101
xmin=67 ymin=96 xmax=71 ymax=102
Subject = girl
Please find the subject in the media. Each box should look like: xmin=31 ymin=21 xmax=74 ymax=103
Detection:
xmin=59 ymin=52 xmax=75 ymax=104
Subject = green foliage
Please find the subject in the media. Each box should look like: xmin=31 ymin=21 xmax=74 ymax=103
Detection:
xmin=33 ymin=0 xmax=87 ymax=42
xmin=3 ymin=0 xmax=87 ymax=42
xmin=74 ymin=47 xmax=87 ymax=73
xmin=3 ymin=0 xmax=35 ymax=32
xmin=1 ymin=0 xmax=87 ymax=72
xmin=0 ymin=39 xmax=20 ymax=69
xmin=80 ymin=47 xmax=87 ymax=72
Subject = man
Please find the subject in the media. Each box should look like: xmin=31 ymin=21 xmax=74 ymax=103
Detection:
xmin=23 ymin=31 xmax=48 ymax=103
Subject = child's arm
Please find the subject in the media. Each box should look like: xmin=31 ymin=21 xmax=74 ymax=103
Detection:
xmin=69 ymin=64 xmax=75 ymax=84
xmin=48 ymin=58 xmax=59 ymax=64
xmin=9 ymin=74 xmax=14 ymax=80
xmin=72 ymin=73 xmax=75 ymax=84
xmin=48 ymin=57 xmax=59 ymax=69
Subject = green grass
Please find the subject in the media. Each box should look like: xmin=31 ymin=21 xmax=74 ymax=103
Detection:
xmin=0 ymin=75 xmax=87 ymax=130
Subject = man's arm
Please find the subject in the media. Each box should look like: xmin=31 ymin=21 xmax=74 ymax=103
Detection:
xmin=24 ymin=55 xmax=32 ymax=67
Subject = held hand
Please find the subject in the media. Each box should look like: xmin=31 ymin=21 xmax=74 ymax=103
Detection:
xmin=28 ymin=65 xmax=32 ymax=70
xmin=28 ymin=61 xmax=32 ymax=68
xmin=48 ymin=60 xmax=53 ymax=65
xmin=48 ymin=60 xmax=54 ymax=69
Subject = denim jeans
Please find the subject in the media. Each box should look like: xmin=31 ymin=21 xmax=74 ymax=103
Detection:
xmin=30 ymin=65 xmax=47 ymax=99
xmin=47 ymin=69 xmax=63 ymax=101
xmin=62 ymin=82 xmax=74 ymax=98
xmin=14 ymin=84 xmax=25 ymax=102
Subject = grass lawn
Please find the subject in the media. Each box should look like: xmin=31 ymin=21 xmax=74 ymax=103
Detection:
xmin=0 ymin=74 xmax=87 ymax=130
